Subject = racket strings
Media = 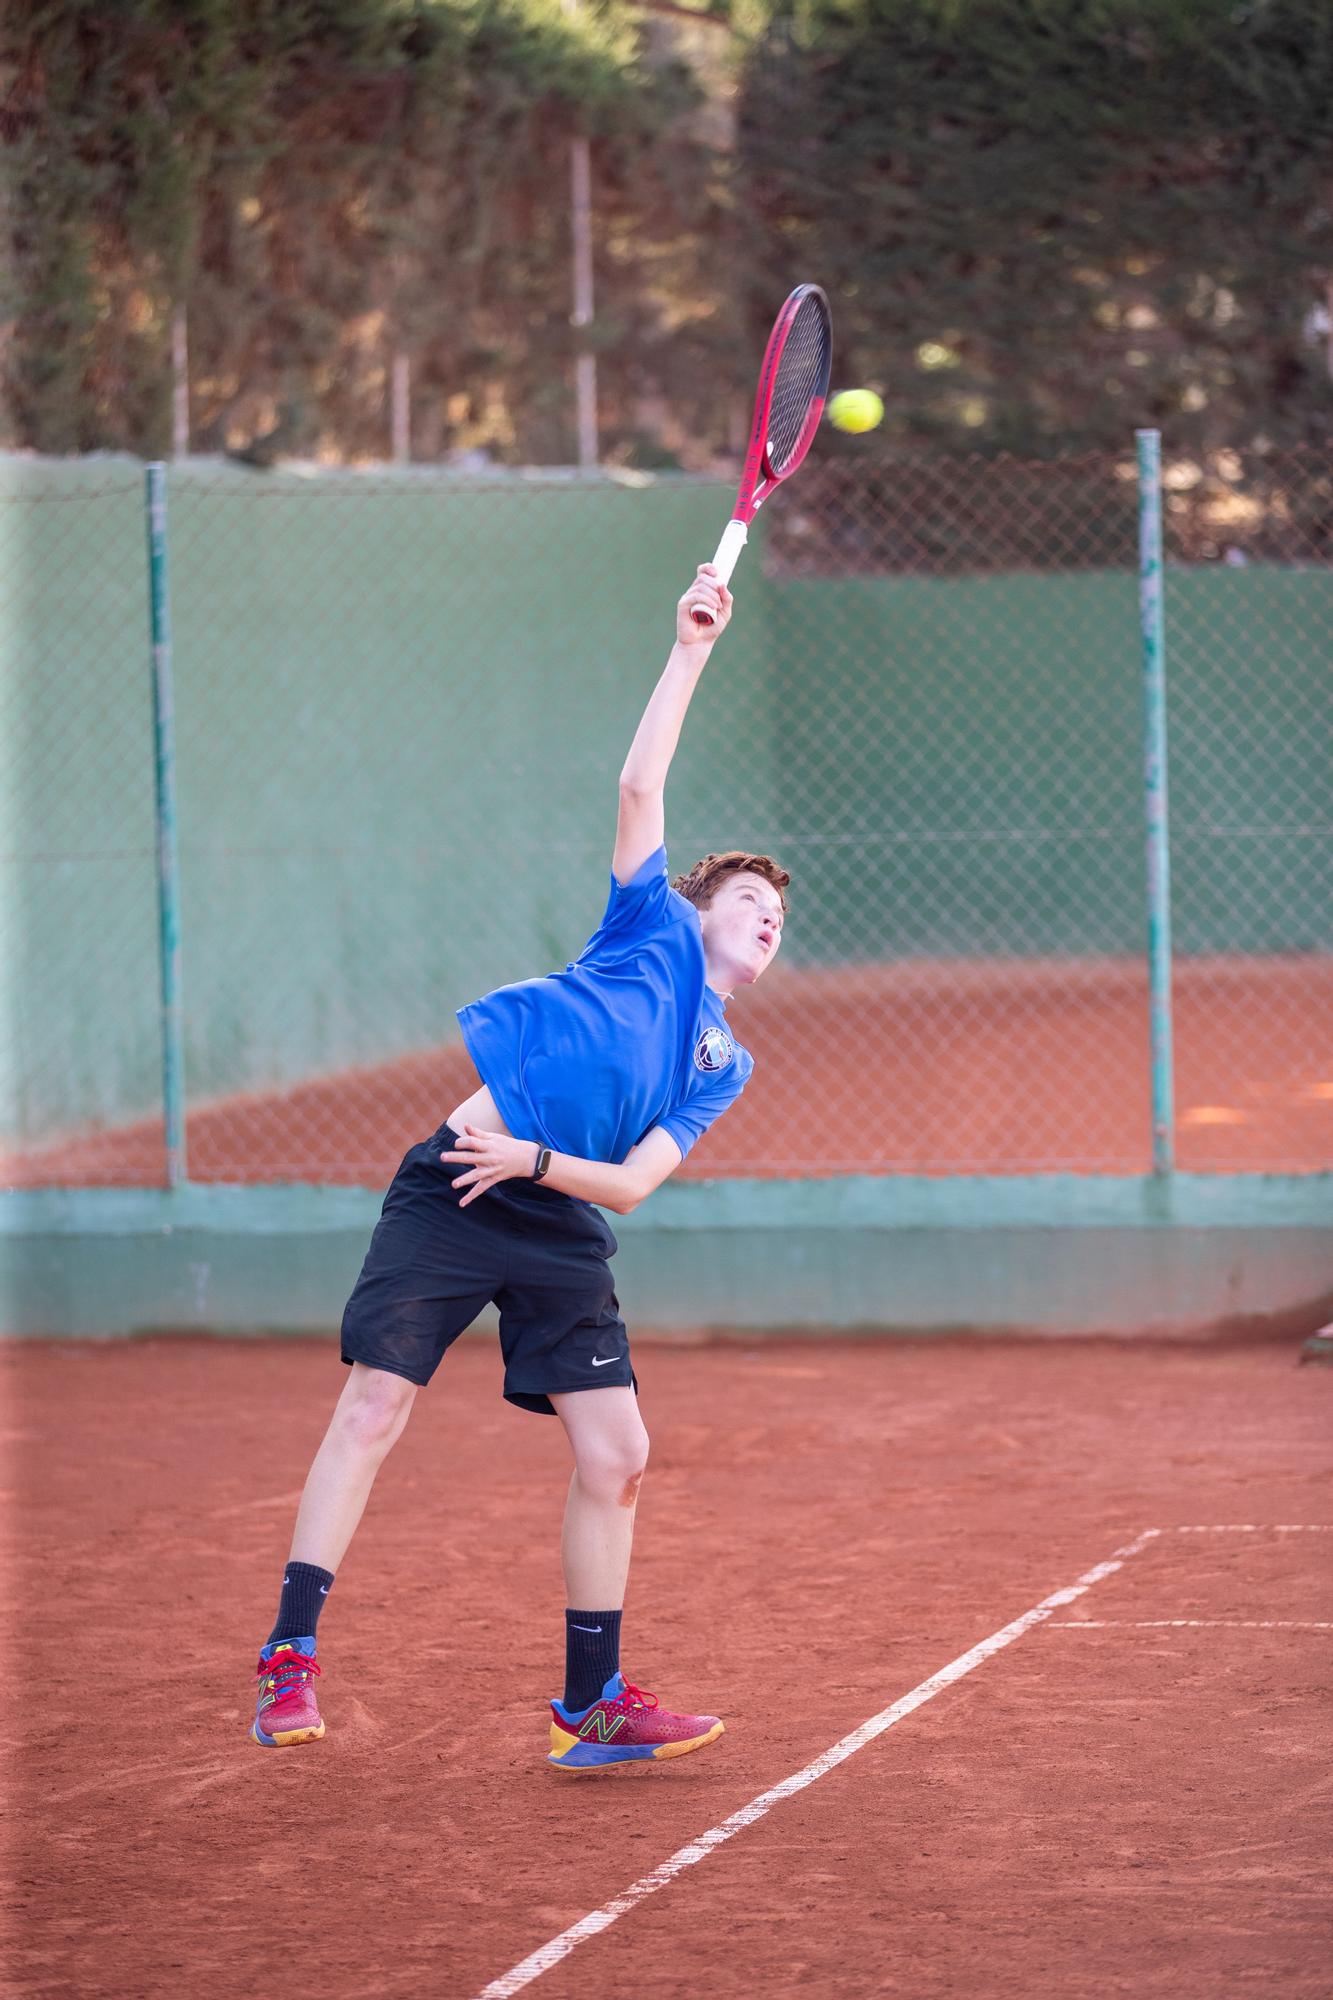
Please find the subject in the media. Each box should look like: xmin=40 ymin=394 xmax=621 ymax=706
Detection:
xmin=767 ymin=294 xmax=832 ymax=474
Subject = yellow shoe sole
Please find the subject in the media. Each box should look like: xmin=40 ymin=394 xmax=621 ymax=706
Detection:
xmin=251 ymin=1720 xmax=326 ymax=1747
xmin=548 ymin=1719 xmax=724 ymax=1769
xmin=652 ymin=1722 xmax=724 ymax=1760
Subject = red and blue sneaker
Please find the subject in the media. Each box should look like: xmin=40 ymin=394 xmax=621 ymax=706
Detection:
xmin=251 ymin=1637 xmax=325 ymax=1748
xmin=548 ymin=1671 xmax=724 ymax=1770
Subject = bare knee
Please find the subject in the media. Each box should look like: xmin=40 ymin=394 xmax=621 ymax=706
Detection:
xmin=332 ymin=1366 xmax=417 ymax=1454
xmin=575 ymin=1427 xmax=650 ymax=1508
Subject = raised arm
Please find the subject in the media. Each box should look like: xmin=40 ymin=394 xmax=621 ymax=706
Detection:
xmin=613 ymin=565 xmax=733 ymax=884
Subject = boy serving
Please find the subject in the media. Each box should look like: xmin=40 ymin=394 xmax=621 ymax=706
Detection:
xmin=252 ymin=564 xmax=790 ymax=1769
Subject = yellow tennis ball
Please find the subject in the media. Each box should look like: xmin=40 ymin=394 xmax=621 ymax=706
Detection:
xmin=827 ymin=388 xmax=884 ymax=434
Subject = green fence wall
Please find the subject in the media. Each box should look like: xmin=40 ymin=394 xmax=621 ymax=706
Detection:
xmin=771 ymin=568 xmax=1332 ymax=961
xmin=3 ymin=463 xmax=161 ymax=1141
xmin=771 ymin=571 xmax=1145 ymax=959
xmin=1163 ymin=567 xmax=1331 ymax=955
xmin=5 ymin=458 xmax=1330 ymax=1152
xmin=165 ymin=474 xmax=787 ymax=1109
xmin=5 ymin=464 xmax=785 ymax=1143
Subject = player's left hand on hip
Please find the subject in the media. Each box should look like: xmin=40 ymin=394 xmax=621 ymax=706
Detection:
xmin=677 ymin=564 xmax=732 ymax=644
xmin=439 ymin=1124 xmax=535 ymax=1206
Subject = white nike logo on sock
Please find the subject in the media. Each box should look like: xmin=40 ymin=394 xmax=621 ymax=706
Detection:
xmin=319 ymin=1585 xmax=329 ymax=1594
xmin=591 ymin=1355 xmax=619 ymax=1367
xmin=569 ymin=1623 xmax=602 ymax=1633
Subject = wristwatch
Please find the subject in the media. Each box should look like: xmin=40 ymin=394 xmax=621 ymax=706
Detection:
xmin=532 ymin=1145 xmax=552 ymax=1182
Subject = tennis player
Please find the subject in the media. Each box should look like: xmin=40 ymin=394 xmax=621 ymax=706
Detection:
xmin=252 ymin=564 xmax=790 ymax=1769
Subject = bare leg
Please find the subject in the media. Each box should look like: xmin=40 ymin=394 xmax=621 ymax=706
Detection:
xmin=288 ymin=1363 xmax=418 ymax=1573
xmin=551 ymin=1387 xmax=650 ymax=1607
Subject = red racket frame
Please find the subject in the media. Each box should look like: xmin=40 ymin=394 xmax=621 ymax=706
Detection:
xmin=692 ymin=283 xmax=831 ymax=626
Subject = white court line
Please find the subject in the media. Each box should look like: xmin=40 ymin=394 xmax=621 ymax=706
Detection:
xmin=1170 ymin=1524 xmax=1333 ymax=1533
xmin=1053 ymin=1619 xmax=1333 ymax=1631
xmin=473 ymin=1528 xmax=1161 ymax=2000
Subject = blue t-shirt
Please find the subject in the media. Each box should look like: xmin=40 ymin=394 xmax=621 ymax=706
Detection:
xmin=457 ymin=847 xmax=753 ymax=1164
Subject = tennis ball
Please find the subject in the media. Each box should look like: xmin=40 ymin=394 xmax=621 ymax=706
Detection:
xmin=827 ymin=388 xmax=884 ymax=434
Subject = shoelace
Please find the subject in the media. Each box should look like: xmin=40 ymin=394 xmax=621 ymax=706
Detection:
xmin=255 ymin=1650 xmax=321 ymax=1697
xmin=618 ymin=1683 xmax=659 ymax=1711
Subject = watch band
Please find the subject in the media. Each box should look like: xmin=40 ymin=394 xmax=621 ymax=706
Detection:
xmin=532 ymin=1145 xmax=553 ymax=1182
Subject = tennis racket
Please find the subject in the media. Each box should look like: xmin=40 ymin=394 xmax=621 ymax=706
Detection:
xmin=693 ymin=282 xmax=833 ymax=626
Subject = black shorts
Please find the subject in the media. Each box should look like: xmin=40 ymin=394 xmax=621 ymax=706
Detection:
xmin=339 ymin=1124 xmax=634 ymax=1414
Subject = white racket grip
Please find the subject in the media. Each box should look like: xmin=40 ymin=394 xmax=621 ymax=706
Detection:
xmin=692 ymin=518 xmax=748 ymax=626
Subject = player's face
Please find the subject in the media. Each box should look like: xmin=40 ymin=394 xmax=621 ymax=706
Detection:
xmin=697 ymin=872 xmax=785 ymax=987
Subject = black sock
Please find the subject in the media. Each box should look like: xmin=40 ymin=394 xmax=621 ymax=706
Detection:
xmin=563 ymin=1608 xmax=623 ymax=1712
xmin=266 ymin=1562 xmax=335 ymax=1649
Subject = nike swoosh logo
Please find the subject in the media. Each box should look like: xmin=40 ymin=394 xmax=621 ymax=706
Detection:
xmin=319 ymin=1585 xmax=329 ymax=1594
xmin=591 ymin=1355 xmax=620 ymax=1367
xmin=569 ymin=1623 xmax=602 ymax=1633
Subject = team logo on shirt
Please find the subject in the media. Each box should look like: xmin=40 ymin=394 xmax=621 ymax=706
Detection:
xmin=694 ymin=1027 xmax=736 ymax=1073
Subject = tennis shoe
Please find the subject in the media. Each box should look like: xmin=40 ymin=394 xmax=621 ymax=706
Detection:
xmin=548 ymin=1671 xmax=723 ymax=1770
xmin=251 ymin=1637 xmax=325 ymax=1748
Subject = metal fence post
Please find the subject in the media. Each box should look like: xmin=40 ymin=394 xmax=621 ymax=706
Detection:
xmin=1135 ymin=428 xmax=1176 ymax=1173
xmin=145 ymin=463 xmax=188 ymax=1187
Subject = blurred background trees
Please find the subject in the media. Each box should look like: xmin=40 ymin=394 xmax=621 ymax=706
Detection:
xmin=5 ymin=0 xmax=1332 ymax=464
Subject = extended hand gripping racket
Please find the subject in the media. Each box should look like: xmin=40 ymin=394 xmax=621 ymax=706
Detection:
xmin=693 ymin=283 xmax=833 ymax=626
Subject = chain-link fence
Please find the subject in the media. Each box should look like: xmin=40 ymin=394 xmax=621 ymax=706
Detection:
xmin=2 ymin=464 xmax=166 ymax=1184
xmin=1159 ymin=452 xmax=1333 ymax=1174
xmin=3 ymin=446 xmax=1330 ymax=1188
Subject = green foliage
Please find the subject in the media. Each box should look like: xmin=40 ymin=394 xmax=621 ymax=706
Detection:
xmin=5 ymin=0 xmax=1331 ymax=458
xmin=736 ymin=0 xmax=1333 ymax=453
xmin=5 ymin=0 xmax=723 ymax=458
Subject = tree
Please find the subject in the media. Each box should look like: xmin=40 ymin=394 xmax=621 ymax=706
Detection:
xmin=735 ymin=0 xmax=1333 ymax=454
xmin=4 ymin=0 xmax=726 ymax=461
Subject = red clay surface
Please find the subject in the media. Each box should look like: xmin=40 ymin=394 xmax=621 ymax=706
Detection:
xmin=3 ymin=1334 xmax=1331 ymax=1999
xmin=6 ymin=956 xmax=1332 ymax=1186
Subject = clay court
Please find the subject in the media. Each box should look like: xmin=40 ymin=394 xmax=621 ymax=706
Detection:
xmin=4 ymin=1332 xmax=1330 ymax=1999
xmin=6 ymin=956 xmax=1332 ymax=1186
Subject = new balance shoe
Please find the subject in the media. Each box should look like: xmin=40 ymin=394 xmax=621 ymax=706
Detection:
xmin=251 ymin=1637 xmax=325 ymax=1748
xmin=548 ymin=1671 xmax=723 ymax=1769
